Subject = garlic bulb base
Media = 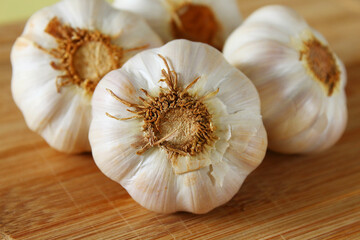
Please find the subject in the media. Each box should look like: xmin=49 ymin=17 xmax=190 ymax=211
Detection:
xmin=105 ymin=54 xmax=220 ymax=173
xmin=300 ymin=37 xmax=340 ymax=96
xmin=170 ymin=3 xmax=221 ymax=49
xmin=35 ymin=17 xmax=151 ymax=95
xmin=113 ymin=0 xmax=242 ymax=49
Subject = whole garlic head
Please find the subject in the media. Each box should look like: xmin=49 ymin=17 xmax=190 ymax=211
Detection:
xmin=113 ymin=0 xmax=242 ymax=49
xmin=89 ymin=40 xmax=267 ymax=214
xmin=11 ymin=0 xmax=163 ymax=153
xmin=223 ymin=5 xmax=347 ymax=154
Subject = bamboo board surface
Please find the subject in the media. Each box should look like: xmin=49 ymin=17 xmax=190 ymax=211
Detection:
xmin=1 ymin=0 xmax=360 ymax=239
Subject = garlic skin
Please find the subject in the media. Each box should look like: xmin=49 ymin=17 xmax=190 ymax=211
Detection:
xmin=11 ymin=0 xmax=163 ymax=153
xmin=113 ymin=0 xmax=242 ymax=49
xmin=223 ymin=5 xmax=347 ymax=154
xmin=89 ymin=40 xmax=267 ymax=214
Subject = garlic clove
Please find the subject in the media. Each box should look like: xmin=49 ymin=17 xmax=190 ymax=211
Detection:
xmin=223 ymin=5 xmax=347 ymax=154
xmin=90 ymin=39 xmax=267 ymax=213
xmin=113 ymin=0 xmax=242 ymax=49
xmin=11 ymin=0 xmax=163 ymax=153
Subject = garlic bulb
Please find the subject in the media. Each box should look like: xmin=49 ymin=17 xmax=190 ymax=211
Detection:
xmin=113 ymin=0 xmax=242 ymax=49
xmin=223 ymin=5 xmax=347 ymax=154
xmin=89 ymin=40 xmax=267 ymax=214
xmin=11 ymin=0 xmax=163 ymax=153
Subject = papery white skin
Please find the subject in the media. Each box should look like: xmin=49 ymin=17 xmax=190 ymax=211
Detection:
xmin=90 ymin=40 xmax=267 ymax=214
xmin=113 ymin=0 xmax=242 ymax=49
xmin=11 ymin=0 xmax=163 ymax=153
xmin=223 ymin=5 xmax=347 ymax=154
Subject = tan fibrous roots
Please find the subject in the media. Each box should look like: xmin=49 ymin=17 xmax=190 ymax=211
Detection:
xmin=301 ymin=38 xmax=340 ymax=96
xmin=106 ymin=54 xmax=219 ymax=158
xmin=36 ymin=17 xmax=148 ymax=94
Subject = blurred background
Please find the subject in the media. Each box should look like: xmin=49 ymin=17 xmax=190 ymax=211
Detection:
xmin=0 ymin=0 xmax=113 ymax=24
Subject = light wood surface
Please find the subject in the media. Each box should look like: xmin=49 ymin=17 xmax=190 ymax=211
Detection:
xmin=1 ymin=0 xmax=360 ymax=239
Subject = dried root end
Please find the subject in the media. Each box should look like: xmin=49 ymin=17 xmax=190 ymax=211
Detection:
xmin=106 ymin=54 xmax=219 ymax=159
xmin=170 ymin=3 xmax=220 ymax=49
xmin=36 ymin=17 xmax=149 ymax=95
xmin=301 ymin=37 xmax=340 ymax=96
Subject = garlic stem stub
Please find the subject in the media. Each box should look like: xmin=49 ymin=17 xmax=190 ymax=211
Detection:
xmin=223 ymin=5 xmax=347 ymax=154
xmin=11 ymin=0 xmax=163 ymax=153
xmin=89 ymin=40 xmax=267 ymax=214
xmin=113 ymin=0 xmax=242 ymax=50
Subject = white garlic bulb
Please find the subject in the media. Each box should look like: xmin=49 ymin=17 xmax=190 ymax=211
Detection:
xmin=113 ymin=0 xmax=242 ymax=49
xmin=223 ymin=5 xmax=347 ymax=154
xmin=11 ymin=0 xmax=163 ymax=153
xmin=89 ymin=40 xmax=267 ymax=214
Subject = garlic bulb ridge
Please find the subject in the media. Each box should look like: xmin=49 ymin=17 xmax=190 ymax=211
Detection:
xmin=90 ymin=40 xmax=267 ymax=213
xmin=11 ymin=0 xmax=163 ymax=153
xmin=223 ymin=5 xmax=347 ymax=154
xmin=113 ymin=0 xmax=242 ymax=49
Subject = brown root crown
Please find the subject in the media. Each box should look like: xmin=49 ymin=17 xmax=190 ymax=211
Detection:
xmin=106 ymin=54 xmax=219 ymax=158
xmin=36 ymin=17 xmax=148 ymax=94
xmin=171 ymin=3 xmax=220 ymax=49
xmin=301 ymin=38 xmax=340 ymax=96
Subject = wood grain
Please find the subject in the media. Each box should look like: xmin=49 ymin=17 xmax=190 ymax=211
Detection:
xmin=1 ymin=0 xmax=360 ymax=239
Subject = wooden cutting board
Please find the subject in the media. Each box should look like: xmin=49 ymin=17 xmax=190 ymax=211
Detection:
xmin=1 ymin=0 xmax=360 ymax=239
